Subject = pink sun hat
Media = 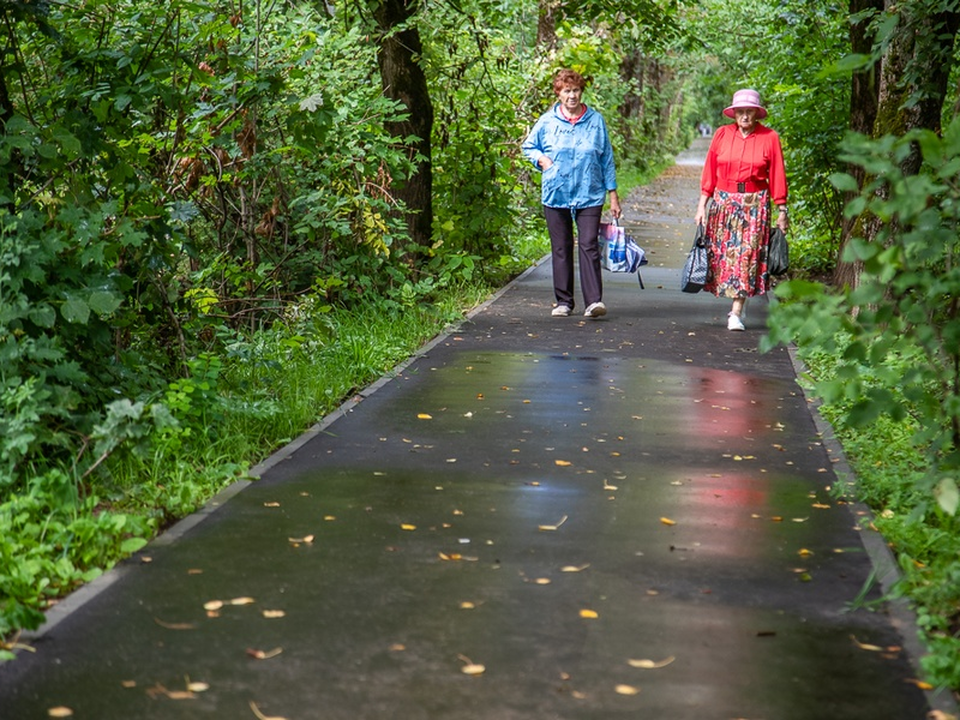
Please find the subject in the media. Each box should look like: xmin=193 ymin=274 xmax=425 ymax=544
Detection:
xmin=723 ymin=89 xmax=767 ymax=120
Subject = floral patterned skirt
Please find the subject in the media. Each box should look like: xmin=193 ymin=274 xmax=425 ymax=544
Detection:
xmin=702 ymin=189 xmax=771 ymax=299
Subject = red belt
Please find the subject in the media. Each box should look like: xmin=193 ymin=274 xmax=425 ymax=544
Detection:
xmin=717 ymin=180 xmax=768 ymax=193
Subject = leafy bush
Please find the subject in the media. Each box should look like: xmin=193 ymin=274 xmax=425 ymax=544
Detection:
xmin=766 ymin=119 xmax=960 ymax=687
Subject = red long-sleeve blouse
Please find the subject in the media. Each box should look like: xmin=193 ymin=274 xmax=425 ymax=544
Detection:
xmin=700 ymin=123 xmax=788 ymax=206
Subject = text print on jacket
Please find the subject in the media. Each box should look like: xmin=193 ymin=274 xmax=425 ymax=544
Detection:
xmin=521 ymin=104 xmax=618 ymax=210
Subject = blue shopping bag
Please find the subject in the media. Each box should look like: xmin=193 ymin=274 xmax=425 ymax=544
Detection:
xmin=599 ymin=220 xmax=647 ymax=287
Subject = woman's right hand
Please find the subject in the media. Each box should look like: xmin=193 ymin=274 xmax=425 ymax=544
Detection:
xmin=538 ymin=156 xmax=554 ymax=171
xmin=694 ymin=194 xmax=709 ymax=226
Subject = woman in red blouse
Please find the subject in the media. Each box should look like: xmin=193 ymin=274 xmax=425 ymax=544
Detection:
xmin=694 ymin=89 xmax=789 ymax=331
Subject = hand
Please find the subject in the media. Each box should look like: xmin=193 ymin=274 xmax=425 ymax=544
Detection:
xmin=538 ymin=156 xmax=554 ymax=170
xmin=694 ymin=194 xmax=709 ymax=227
xmin=609 ymin=192 xmax=621 ymax=220
xmin=777 ymin=214 xmax=789 ymax=233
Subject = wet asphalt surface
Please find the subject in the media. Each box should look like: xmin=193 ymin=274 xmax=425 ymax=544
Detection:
xmin=0 ymin=140 xmax=949 ymax=719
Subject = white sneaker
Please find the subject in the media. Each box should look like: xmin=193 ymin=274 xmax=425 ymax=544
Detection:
xmin=584 ymin=302 xmax=607 ymax=318
xmin=552 ymin=304 xmax=572 ymax=317
xmin=727 ymin=312 xmax=745 ymax=331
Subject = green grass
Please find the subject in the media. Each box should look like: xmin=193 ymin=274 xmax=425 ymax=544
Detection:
xmin=797 ymin=345 xmax=960 ymax=692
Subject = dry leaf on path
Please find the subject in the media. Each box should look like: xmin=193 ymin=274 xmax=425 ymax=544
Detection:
xmin=539 ymin=515 xmax=568 ymax=531
xmin=614 ymin=684 xmax=640 ymax=695
xmin=561 ymin=564 xmax=590 ymax=573
xmin=246 ymin=647 xmax=283 ymax=660
xmin=47 ymin=708 xmax=73 ymax=718
xmin=851 ymin=635 xmax=883 ymax=652
xmin=458 ymin=654 xmax=486 ymax=676
xmin=627 ymin=656 xmax=675 ymax=669
xmin=579 ymin=609 xmax=599 ymax=619
xmin=249 ymin=700 xmax=288 ymax=720
xmin=153 ymin=618 xmax=196 ymax=630
xmin=660 ymin=517 xmax=677 ymax=526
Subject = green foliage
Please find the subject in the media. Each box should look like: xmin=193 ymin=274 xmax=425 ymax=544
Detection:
xmin=769 ymin=121 xmax=960 ymax=506
xmin=766 ymin=119 xmax=960 ymax=687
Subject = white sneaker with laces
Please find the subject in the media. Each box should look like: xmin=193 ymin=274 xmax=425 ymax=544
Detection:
xmin=552 ymin=304 xmax=572 ymax=317
xmin=584 ymin=302 xmax=607 ymax=318
xmin=727 ymin=312 xmax=745 ymax=331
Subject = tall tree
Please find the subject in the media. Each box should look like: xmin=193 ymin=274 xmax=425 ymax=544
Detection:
xmin=840 ymin=0 xmax=960 ymax=287
xmin=374 ymin=0 xmax=434 ymax=248
xmin=833 ymin=0 xmax=883 ymax=288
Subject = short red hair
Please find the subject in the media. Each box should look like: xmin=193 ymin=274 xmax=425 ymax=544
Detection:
xmin=553 ymin=69 xmax=586 ymax=95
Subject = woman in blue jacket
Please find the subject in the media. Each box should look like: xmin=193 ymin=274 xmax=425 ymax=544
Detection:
xmin=522 ymin=69 xmax=621 ymax=318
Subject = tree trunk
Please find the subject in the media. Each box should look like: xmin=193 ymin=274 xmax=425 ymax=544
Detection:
xmin=837 ymin=0 xmax=960 ymax=286
xmin=833 ymin=0 xmax=883 ymax=289
xmin=537 ymin=0 xmax=558 ymax=50
xmin=374 ymin=0 xmax=434 ymax=248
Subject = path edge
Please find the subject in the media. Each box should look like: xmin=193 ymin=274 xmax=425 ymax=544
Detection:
xmin=786 ymin=344 xmax=960 ymax=716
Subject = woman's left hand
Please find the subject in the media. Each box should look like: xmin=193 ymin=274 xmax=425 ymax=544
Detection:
xmin=776 ymin=214 xmax=789 ymax=233
xmin=609 ymin=191 xmax=621 ymax=220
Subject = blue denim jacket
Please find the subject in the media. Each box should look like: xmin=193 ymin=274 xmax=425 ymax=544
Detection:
xmin=521 ymin=104 xmax=617 ymax=210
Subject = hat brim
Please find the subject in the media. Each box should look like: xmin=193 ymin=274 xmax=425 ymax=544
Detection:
xmin=723 ymin=105 xmax=767 ymax=120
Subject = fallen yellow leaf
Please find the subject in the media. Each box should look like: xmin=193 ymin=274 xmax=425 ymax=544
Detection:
xmin=47 ymin=708 xmax=73 ymax=718
xmin=660 ymin=517 xmax=677 ymax=526
xmin=538 ymin=515 xmax=568 ymax=531
xmin=458 ymin=654 xmax=485 ymax=675
xmin=614 ymin=684 xmax=640 ymax=695
xmin=400 ymin=524 xmax=417 ymax=531
xmin=287 ymin=535 xmax=314 ymax=544
xmin=187 ymin=682 xmax=210 ymax=693
xmin=533 ymin=578 xmax=551 ymax=585
xmin=579 ymin=609 xmax=599 ymax=619
xmin=203 ymin=600 xmax=224 ymax=611
xmin=555 ymin=460 xmax=572 ymax=466
xmin=417 ymin=413 xmax=433 ymax=419
xmin=229 ymin=597 xmax=256 ymax=606
xmin=561 ymin=564 xmax=590 ymax=573
xmin=263 ymin=502 xmax=280 ymax=508
xmin=262 ymin=610 xmax=286 ymax=619
xmin=851 ymin=635 xmax=883 ymax=652
xmin=627 ymin=656 xmax=675 ymax=669
xmin=249 ymin=700 xmax=288 ymax=720
xmin=459 ymin=602 xmax=476 ymax=610
xmin=246 ymin=647 xmax=283 ymax=660
xmin=798 ymin=548 xmax=814 ymax=556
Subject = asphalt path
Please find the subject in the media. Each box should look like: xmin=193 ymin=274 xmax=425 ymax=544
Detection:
xmin=0 ymin=139 xmax=953 ymax=720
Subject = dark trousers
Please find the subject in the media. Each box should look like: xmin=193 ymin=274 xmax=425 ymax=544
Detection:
xmin=543 ymin=204 xmax=603 ymax=309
